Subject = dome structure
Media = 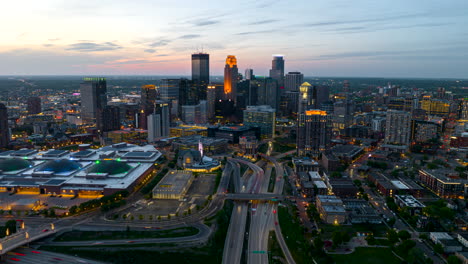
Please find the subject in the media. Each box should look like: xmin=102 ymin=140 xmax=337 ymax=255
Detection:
xmin=89 ymin=160 xmax=132 ymax=175
xmin=0 ymin=158 xmax=33 ymax=172
xmin=38 ymin=159 xmax=81 ymax=173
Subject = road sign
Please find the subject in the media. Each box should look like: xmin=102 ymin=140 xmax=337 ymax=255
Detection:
xmin=252 ymin=251 xmax=266 ymax=254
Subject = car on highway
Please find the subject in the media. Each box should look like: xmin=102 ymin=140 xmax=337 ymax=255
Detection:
xmin=42 ymin=229 xmax=49 ymax=232
xmin=10 ymin=257 xmax=20 ymax=261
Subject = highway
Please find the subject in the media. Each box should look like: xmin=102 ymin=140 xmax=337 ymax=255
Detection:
xmin=4 ymin=248 xmax=105 ymax=264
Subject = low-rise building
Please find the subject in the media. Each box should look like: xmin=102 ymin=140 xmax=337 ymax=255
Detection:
xmin=343 ymin=199 xmax=382 ymax=224
xmin=207 ymin=125 xmax=260 ymax=144
xmin=152 ymin=170 xmax=194 ymax=199
xmin=457 ymin=233 xmax=468 ymax=248
xmin=316 ymin=195 xmax=346 ymax=224
xmin=418 ymin=169 xmax=467 ymax=199
xmin=292 ymin=157 xmax=319 ymax=173
xmin=394 ymin=195 xmax=425 ymax=215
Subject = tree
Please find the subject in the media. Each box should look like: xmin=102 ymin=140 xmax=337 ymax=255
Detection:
xmin=138 ymin=214 xmax=144 ymax=220
xmin=313 ymin=236 xmax=324 ymax=249
xmin=388 ymin=218 xmax=396 ymax=227
xmin=332 ymin=231 xmax=343 ymax=248
xmin=353 ymin=179 xmax=362 ymax=187
xmin=447 ymin=255 xmax=462 ymax=264
xmin=398 ymin=230 xmax=411 ymax=241
xmin=433 ymin=243 xmax=443 ymax=254
xmin=5 ymin=220 xmax=17 ymax=234
xmin=387 ymin=229 xmax=399 ymax=244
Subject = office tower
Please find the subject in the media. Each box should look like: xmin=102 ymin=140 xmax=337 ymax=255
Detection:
xmin=257 ymin=77 xmax=279 ymax=110
xmin=296 ymin=110 xmax=332 ymax=157
xmin=0 ymin=103 xmax=9 ymax=148
xmin=384 ymin=110 xmax=411 ymax=146
xmin=147 ymin=101 xmax=170 ymax=142
xmin=191 ymin=53 xmax=209 ymax=85
xmin=420 ymin=98 xmax=450 ymax=117
xmin=160 ymin=79 xmax=180 ymax=102
xmin=243 ymin=105 xmax=276 ymax=138
xmin=316 ymin=85 xmax=330 ymax=108
xmin=459 ymin=99 xmax=468 ymax=121
xmin=371 ymin=117 xmax=386 ymax=132
xmin=283 ymin=91 xmax=299 ymax=115
xmin=284 ymin=72 xmax=303 ymax=91
xmin=245 ymin=68 xmax=254 ymax=80
xmin=139 ymin=84 xmax=158 ymax=129
xmin=27 ymin=96 xmax=41 ymax=115
xmin=80 ymin=77 xmax=107 ymax=126
xmin=224 ymin=55 xmax=238 ymax=103
xmin=269 ymin=55 xmax=285 ymax=86
xmin=181 ymin=101 xmax=207 ymax=124
xmin=298 ymin=82 xmax=313 ymax=114
xmin=100 ymin=105 xmax=121 ymax=132
xmin=207 ymin=85 xmax=216 ymax=120
xmin=333 ymin=99 xmax=354 ymax=132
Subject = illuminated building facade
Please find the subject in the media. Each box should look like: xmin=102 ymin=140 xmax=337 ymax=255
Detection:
xmin=384 ymin=110 xmax=411 ymax=146
xmin=147 ymin=101 xmax=170 ymax=142
xmin=80 ymin=77 xmax=107 ymax=126
xmin=224 ymin=55 xmax=238 ymax=103
xmin=243 ymin=105 xmax=276 ymax=138
xmin=418 ymin=169 xmax=467 ymax=199
xmin=420 ymin=98 xmax=450 ymax=117
xmin=139 ymin=84 xmax=158 ymax=129
xmin=296 ymin=110 xmax=332 ymax=156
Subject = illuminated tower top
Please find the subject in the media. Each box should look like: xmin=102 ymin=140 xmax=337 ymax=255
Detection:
xmin=226 ymin=55 xmax=237 ymax=68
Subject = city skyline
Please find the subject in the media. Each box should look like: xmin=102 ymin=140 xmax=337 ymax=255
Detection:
xmin=0 ymin=0 xmax=467 ymax=78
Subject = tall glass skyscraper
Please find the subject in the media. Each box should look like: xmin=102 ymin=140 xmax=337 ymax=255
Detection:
xmin=191 ymin=53 xmax=209 ymax=85
xmin=269 ymin=55 xmax=285 ymax=84
xmin=80 ymin=77 xmax=107 ymax=127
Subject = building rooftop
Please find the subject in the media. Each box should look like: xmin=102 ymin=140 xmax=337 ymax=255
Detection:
xmin=395 ymin=195 xmax=425 ymax=208
xmin=153 ymin=170 xmax=193 ymax=196
xmin=0 ymin=158 xmax=33 ymax=172
xmin=331 ymin=145 xmax=363 ymax=157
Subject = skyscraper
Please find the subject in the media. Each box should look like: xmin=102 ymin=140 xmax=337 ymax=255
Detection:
xmin=100 ymin=105 xmax=121 ymax=132
xmin=243 ymin=105 xmax=276 ymax=138
xmin=296 ymin=110 xmax=332 ymax=157
xmin=257 ymin=77 xmax=279 ymax=110
xmin=139 ymin=84 xmax=158 ymax=129
xmin=0 ymin=103 xmax=9 ymax=148
xmin=269 ymin=55 xmax=285 ymax=86
xmin=224 ymin=55 xmax=238 ymax=103
xmin=191 ymin=53 xmax=209 ymax=85
xmin=27 ymin=97 xmax=41 ymax=115
xmin=80 ymin=77 xmax=107 ymax=127
xmin=384 ymin=110 xmax=411 ymax=148
xmin=147 ymin=101 xmax=170 ymax=142
xmin=207 ymin=85 xmax=216 ymax=120
xmin=284 ymin=72 xmax=303 ymax=91
xmin=245 ymin=68 xmax=254 ymax=80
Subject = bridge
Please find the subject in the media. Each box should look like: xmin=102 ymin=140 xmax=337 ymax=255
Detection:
xmin=224 ymin=193 xmax=284 ymax=201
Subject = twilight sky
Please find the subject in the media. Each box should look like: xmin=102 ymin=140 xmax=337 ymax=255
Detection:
xmin=0 ymin=0 xmax=467 ymax=78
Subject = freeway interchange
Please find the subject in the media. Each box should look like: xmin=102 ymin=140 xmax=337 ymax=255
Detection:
xmin=0 ymin=155 xmax=294 ymax=264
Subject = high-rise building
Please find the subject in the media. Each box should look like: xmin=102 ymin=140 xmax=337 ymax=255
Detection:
xmin=333 ymin=100 xmax=354 ymax=132
xmin=0 ymin=103 xmax=9 ymax=148
xmin=179 ymin=78 xmax=206 ymax=118
xmin=243 ymin=105 xmax=276 ymax=138
xmin=284 ymin=72 xmax=303 ymax=91
xmin=160 ymin=79 xmax=180 ymax=102
xmin=298 ymin=82 xmax=313 ymax=114
xmin=224 ymin=55 xmax=238 ymax=103
xmin=316 ymin=85 xmax=330 ymax=108
xmin=100 ymin=105 xmax=121 ymax=132
xmin=459 ymin=99 xmax=468 ymax=121
xmin=384 ymin=110 xmax=411 ymax=146
xmin=245 ymin=68 xmax=254 ymax=80
xmin=257 ymin=77 xmax=279 ymax=110
xmin=181 ymin=101 xmax=207 ymax=124
xmin=296 ymin=110 xmax=332 ymax=157
xmin=80 ymin=77 xmax=107 ymax=126
xmin=269 ymin=55 xmax=285 ymax=85
xmin=191 ymin=53 xmax=209 ymax=85
xmin=27 ymin=97 xmax=41 ymax=115
xmin=147 ymin=101 xmax=170 ymax=142
xmin=207 ymin=85 xmax=216 ymax=120
xmin=139 ymin=84 xmax=158 ymax=129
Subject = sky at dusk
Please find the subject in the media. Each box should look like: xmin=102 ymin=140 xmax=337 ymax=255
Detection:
xmin=0 ymin=0 xmax=467 ymax=78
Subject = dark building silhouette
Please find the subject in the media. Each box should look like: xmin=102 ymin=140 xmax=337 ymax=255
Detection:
xmin=27 ymin=97 xmax=41 ymax=115
xmin=192 ymin=53 xmax=209 ymax=85
xmin=0 ymin=103 xmax=9 ymax=148
xmin=100 ymin=105 xmax=121 ymax=132
xmin=80 ymin=77 xmax=107 ymax=127
xmin=139 ymin=84 xmax=158 ymax=129
xmin=269 ymin=55 xmax=285 ymax=86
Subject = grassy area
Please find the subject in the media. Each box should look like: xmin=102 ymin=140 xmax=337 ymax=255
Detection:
xmin=42 ymin=201 xmax=234 ymax=264
xmin=320 ymin=223 xmax=388 ymax=239
xmin=331 ymin=247 xmax=401 ymax=264
xmin=278 ymin=205 xmax=311 ymax=264
xmin=53 ymin=227 xmax=198 ymax=242
xmin=268 ymin=230 xmax=285 ymax=264
xmin=268 ymin=167 xmax=276 ymax=193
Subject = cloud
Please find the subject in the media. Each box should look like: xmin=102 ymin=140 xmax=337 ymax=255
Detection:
xmin=144 ymin=49 xmax=156 ymax=53
xmin=48 ymin=38 xmax=60 ymax=42
xmin=248 ymin=19 xmax=279 ymax=25
xmin=193 ymin=20 xmax=220 ymax=26
xmin=149 ymin=40 xmax=171 ymax=47
xmin=43 ymin=44 xmax=54 ymax=47
xmin=178 ymin=34 xmax=201 ymax=39
xmin=235 ymin=30 xmax=276 ymax=36
xmin=66 ymin=42 xmax=122 ymax=52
